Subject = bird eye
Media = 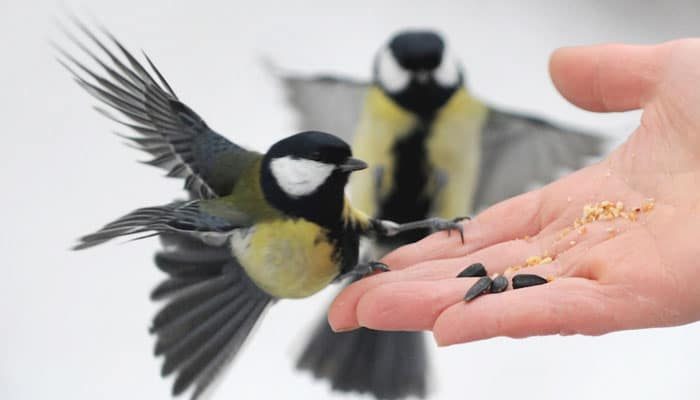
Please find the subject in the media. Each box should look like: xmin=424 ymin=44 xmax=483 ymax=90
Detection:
xmin=309 ymin=151 xmax=322 ymax=161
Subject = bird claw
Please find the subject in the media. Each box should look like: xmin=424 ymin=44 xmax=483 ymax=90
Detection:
xmin=352 ymin=261 xmax=390 ymax=279
xmin=430 ymin=217 xmax=467 ymax=244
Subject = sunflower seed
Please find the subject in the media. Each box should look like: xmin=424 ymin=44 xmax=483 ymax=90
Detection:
xmin=490 ymin=275 xmax=509 ymax=293
xmin=463 ymin=276 xmax=493 ymax=302
xmin=456 ymin=263 xmax=487 ymax=278
xmin=512 ymin=274 xmax=548 ymax=289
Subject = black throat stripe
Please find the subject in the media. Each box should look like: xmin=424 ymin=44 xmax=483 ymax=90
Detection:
xmin=377 ymin=118 xmax=435 ymax=244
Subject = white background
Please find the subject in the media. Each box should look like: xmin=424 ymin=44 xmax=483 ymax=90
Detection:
xmin=2 ymin=1 xmax=700 ymax=399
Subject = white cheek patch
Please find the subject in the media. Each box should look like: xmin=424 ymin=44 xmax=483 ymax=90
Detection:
xmin=270 ymin=156 xmax=335 ymax=198
xmin=377 ymin=47 xmax=410 ymax=93
xmin=434 ymin=48 xmax=460 ymax=88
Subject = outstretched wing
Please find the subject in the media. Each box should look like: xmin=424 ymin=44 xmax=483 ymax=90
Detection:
xmin=271 ymin=65 xmax=369 ymax=143
xmin=73 ymin=200 xmax=251 ymax=250
xmin=151 ymin=234 xmax=273 ymax=399
xmin=56 ymin=19 xmax=260 ymax=199
xmin=474 ymin=108 xmax=608 ymax=211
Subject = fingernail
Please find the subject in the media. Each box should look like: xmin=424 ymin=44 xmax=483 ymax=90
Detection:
xmin=433 ymin=331 xmax=450 ymax=347
xmin=330 ymin=324 xmax=359 ymax=333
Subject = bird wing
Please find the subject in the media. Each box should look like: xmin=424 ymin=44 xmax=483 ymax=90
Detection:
xmin=271 ymin=65 xmax=369 ymax=143
xmin=474 ymin=107 xmax=608 ymax=211
xmin=56 ymin=19 xmax=261 ymax=199
xmin=151 ymin=234 xmax=273 ymax=399
xmin=73 ymin=200 xmax=252 ymax=250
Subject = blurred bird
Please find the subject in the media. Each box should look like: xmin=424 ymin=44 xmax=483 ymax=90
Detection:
xmin=58 ymin=21 xmax=464 ymax=399
xmin=274 ymin=29 xmax=608 ymax=399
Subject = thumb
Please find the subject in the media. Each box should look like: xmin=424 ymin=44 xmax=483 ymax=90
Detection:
xmin=549 ymin=43 xmax=668 ymax=112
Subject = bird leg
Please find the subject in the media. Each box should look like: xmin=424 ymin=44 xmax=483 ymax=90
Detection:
xmin=373 ymin=217 xmax=469 ymax=244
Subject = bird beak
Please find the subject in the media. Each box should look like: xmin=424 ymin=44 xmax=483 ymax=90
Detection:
xmin=338 ymin=157 xmax=368 ymax=172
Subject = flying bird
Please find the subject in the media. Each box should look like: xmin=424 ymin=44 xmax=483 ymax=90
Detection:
xmin=58 ymin=21 xmax=464 ymax=399
xmin=274 ymin=29 xmax=609 ymax=399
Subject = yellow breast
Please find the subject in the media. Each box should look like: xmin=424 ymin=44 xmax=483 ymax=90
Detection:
xmin=351 ymin=86 xmax=488 ymax=219
xmin=231 ymin=219 xmax=339 ymax=299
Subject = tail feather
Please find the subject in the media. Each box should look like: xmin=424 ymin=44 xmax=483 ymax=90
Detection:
xmin=151 ymin=276 xmax=212 ymax=301
xmin=152 ymin=234 xmax=273 ymax=399
xmin=297 ymin=303 xmax=429 ymax=399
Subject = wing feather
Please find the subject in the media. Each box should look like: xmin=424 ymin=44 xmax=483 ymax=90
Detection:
xmin=57 ymin=19 xmax=260 ymax=199
xmin=475 ymin=107 xmax=609 ymax=210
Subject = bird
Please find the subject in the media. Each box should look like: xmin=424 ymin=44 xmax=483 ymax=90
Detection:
xmin=273 ymin=29 xmax=609 ymax=399
xmin=57 ymin=21 xmax=465 ymax=399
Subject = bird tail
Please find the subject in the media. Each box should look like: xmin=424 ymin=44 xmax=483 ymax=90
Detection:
xmin=296 ymin=280 xmax=429 ymax=399
xmin=151 ymin=234 xmax=273 ymax=399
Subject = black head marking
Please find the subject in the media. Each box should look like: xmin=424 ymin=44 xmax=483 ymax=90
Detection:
xmin=261 ymin=131 xmax=356 ymax=228
xmin=375 ymin=29 xmax=463 ymax=118
xmin=265 ymin=130 xmax=352 ymax=165
xmin=389 ymin=30 xmax=445 ymax=71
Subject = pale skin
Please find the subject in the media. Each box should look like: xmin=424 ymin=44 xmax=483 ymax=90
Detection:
xmin=328 ymin=39 xmax=700 ymax=346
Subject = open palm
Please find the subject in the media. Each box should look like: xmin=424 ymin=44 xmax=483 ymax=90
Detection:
xmin=328 ymin=40 xmax=700 ymax=346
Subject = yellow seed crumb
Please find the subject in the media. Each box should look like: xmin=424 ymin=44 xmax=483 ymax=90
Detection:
xmin=526 ymin=256 xmax=542 ymax=266
xmin=558 ymin=228 xmax=571 ymax=239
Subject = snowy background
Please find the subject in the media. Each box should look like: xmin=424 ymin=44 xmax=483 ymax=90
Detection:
xmin=2 ymin=1 xmax=700 ymax=399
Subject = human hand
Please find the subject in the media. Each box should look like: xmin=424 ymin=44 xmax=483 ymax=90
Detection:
xmin=328 ymin=39 xmax=700 ymax=346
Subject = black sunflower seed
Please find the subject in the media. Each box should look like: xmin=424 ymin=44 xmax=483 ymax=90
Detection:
xmin=456 ymin=263 xmax=487 ymax=278
xmin=463 ymin=276 xmax=493 ymax=302
xmin=490 ymin=275 xmax=509 ymax=293
xmin=512 ymin=274 xmax=548 ymax=289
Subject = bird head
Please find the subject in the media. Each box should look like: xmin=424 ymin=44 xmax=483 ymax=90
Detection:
xmin=262 ymin=131 xmax=366 ymax=211
xmin=373 ymin=29 xmax=463 ymax=117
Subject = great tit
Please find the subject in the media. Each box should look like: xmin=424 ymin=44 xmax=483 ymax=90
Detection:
xmin=59 ymin=22 xmax=464 ymax=399
xmin=275 ymin=30 xmax=609 ymax=399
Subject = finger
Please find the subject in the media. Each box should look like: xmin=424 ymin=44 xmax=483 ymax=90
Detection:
xmin=329 ymin=236 xmax=550 ymax=332
xmin=382 ymin=165 xmax=608 ymax=272
xmin=342 ymin=215 xmax=634 ymax=333
xmin=432 ymin=278 xmax=635 ymax=346
xmin=355 ymin=278 xmax=475 ymax=331
xmin=329 ymin=206 xmax=601 ymax=333
xmin=351 ymin=258 xmax=580 ymax=332
xmin=351 ymin=256 xmax=590 ymax=332
xmin=549 ymin=43 xmax=668 ymax=112
xmin=383 ymin=189 xmax=548 ymax=270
